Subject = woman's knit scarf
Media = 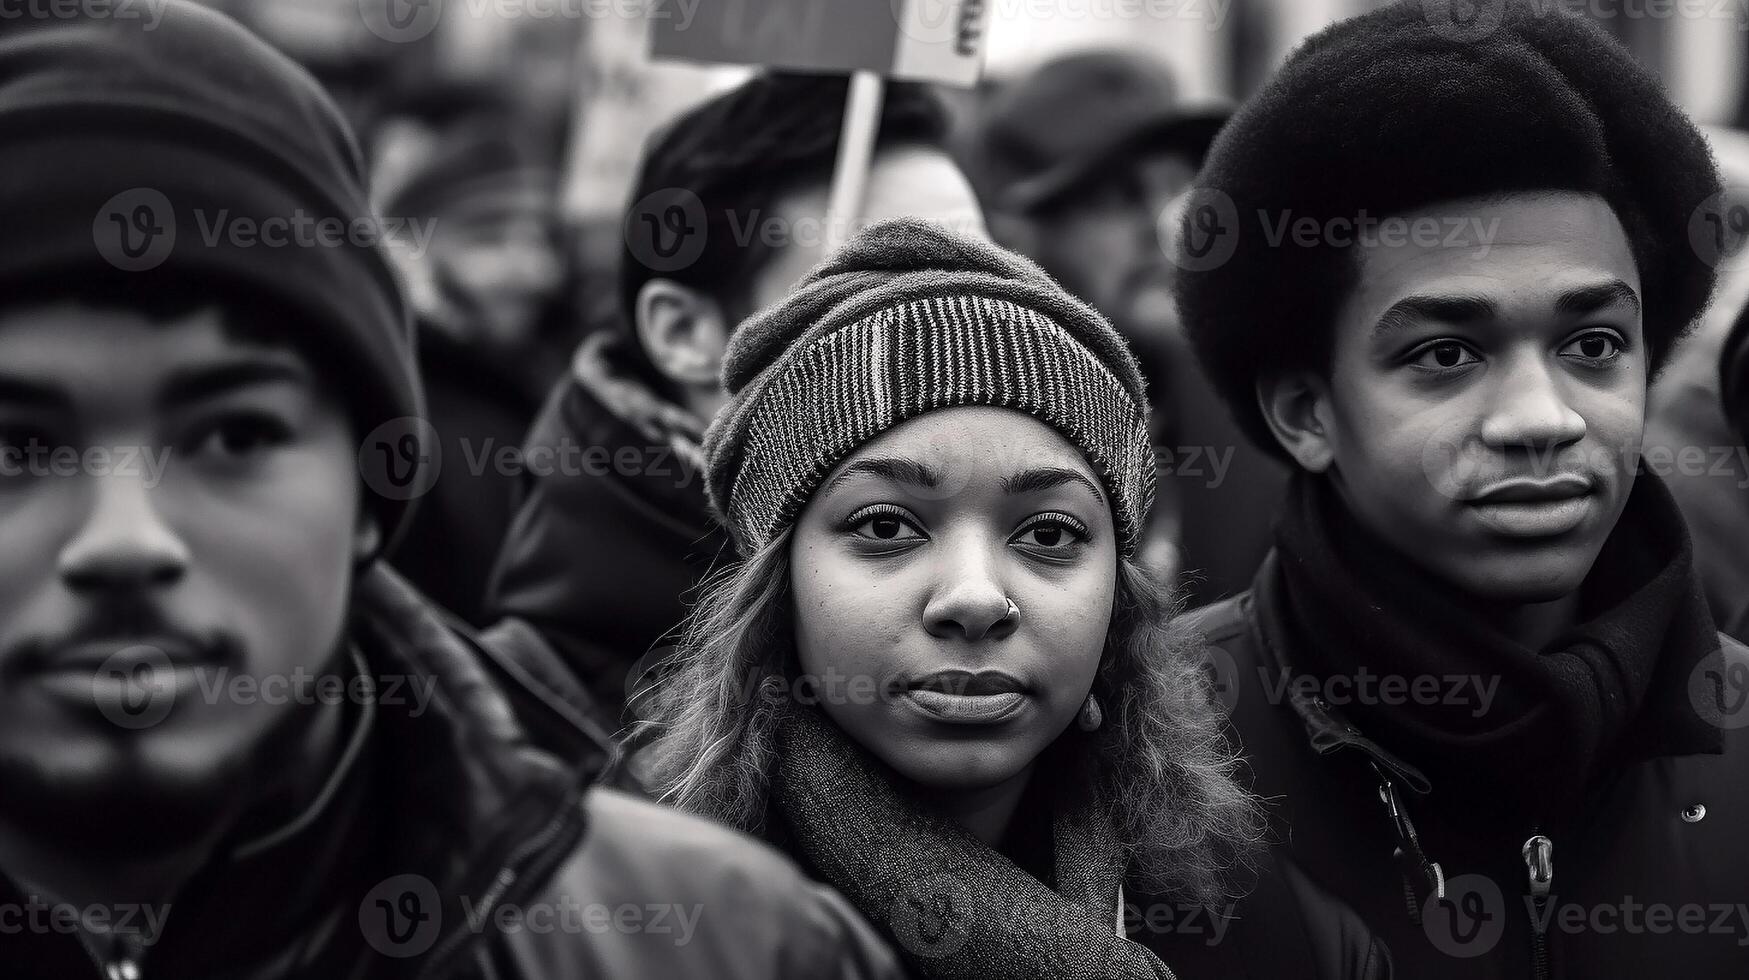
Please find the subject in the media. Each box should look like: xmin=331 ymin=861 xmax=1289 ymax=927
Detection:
xmin=768 ymin=706 xmax=1178 ymax=979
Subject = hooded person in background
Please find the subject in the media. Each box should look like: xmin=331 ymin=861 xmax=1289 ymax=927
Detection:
xmin=0 ymin=6 xmax=907 ymax=977
xmin=484 ymin=73 xmax=985 ymax=729
xmin=1175 ymin=2 xmax=1749 ymax=976
xmin=378 ymin=119 xmax=576 ymax=624
xmin=962 ymin=50 xmax=1288 ymax=604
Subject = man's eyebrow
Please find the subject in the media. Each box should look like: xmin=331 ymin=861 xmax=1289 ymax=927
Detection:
xmin=1372 ymin=294 xmax=1499 ymax=339
xmin=159 ymin=359 xmax=309 ymax=410
xmin=0 ymin=374 xmax=70 ymax=411
xmin=820 ymin=456 xmax=943 ymax=498
xmin=1555 ymin=279 xmax=1641 ymax=318
xmin=1001 ymin=466 xmax=1106 ymax=505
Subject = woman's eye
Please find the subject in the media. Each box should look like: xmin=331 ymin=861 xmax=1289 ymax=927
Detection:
xmin=1011 ymin=515 xmax=1090 ymax=554
xmin=185 ymin=414 xmax=292 ymax=460
xmin=847 ymin=507 xmax=925 ymax=543
xmin=1561 ymin=331 xmax=1624 ymax=363
xmin=1409 ymin=340 xmax=1479 ymax=372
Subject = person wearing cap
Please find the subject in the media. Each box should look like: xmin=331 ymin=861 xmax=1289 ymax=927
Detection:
xmin=484 ymin=73 xmax=985 ymax=730
xmin=378 ymin=112 xmax=577 ymax=625
xmin=1174 ymin=2 xmax=1749 ymax=976
xmin=633 ymin=218 xmax=1391 ymax=979
xmin=0 ymin=5 xmax=908 ymax=978
xmin=963 ymin=49 xmax=1288 ymax=607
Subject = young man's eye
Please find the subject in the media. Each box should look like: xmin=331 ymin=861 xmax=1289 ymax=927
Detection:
xmin=1560 ymin=330 xmax=1625 ymax=364
xmin=1407 ymin=340 xmax=1480 ymax=372
xmin=183 ymin=413 xmax=293 ymax=459
xmin=1010 ymin=513 xmax=1091 ymax=555
xmin=844 ymin=505 xmax=927 ymax=544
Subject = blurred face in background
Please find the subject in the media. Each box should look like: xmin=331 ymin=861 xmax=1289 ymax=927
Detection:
xmin=1028 ymin=150 xmax=1198 ymax=359
xmin=643 ymin=144 xmax=986 ymax=424
xmin=425 ymin=183 xmax=565 ymax=351
xmin=745 ymin=144 xmax=987 ymax=313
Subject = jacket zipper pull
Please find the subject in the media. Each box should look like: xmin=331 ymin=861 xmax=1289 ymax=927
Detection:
xmin=1521 ymin=834 xmax=1553 ymax=980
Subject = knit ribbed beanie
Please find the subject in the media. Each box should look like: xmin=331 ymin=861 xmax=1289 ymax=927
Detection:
xmin=704 ymin=219 xmax=1155 ymax=557
xmin=0 ymin=0 xmax=422 ymax=550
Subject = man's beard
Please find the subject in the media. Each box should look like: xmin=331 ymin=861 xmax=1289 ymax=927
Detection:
xmin=0 ymin=685 xmax=342 ymax=862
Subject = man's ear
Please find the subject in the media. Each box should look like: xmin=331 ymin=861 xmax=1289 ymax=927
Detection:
xmin=635 ymin=278 xmax=731 ymax=388
xmin=354 ymin=513 xmax=383 ymax=565
xmin=1257 ymin=372 xmax=1337 ymax=473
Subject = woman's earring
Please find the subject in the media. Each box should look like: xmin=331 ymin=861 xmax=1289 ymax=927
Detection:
xmin=1077 ymin=693 xmax=1104 ymax=732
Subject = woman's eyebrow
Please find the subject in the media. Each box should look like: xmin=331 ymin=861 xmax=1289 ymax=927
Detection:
xmin=820 ymin=456 xmax=943 ymax=497
xmin=1001 ymin=466 xmax=1106 ymax=504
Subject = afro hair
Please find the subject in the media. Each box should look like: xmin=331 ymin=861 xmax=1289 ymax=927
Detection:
xmin=1175 ymin=0 xmax=1722 ymax=457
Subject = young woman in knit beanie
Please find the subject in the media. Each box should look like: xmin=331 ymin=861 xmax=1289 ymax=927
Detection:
xmin=635 ymin=219 xmax=1390 ymax=979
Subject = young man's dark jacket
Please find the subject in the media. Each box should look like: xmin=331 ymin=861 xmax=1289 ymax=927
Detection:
xmin=1183 ymin=474 xmax=1749 ymax=979
xmin=485 ymin=331 xmax=729 ymax=727
xmin=3 ymin=566 xmax=900 ymax=979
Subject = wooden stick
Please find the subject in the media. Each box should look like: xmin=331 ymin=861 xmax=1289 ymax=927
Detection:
xmin=825 ymin=70 xmax=886 ymax=252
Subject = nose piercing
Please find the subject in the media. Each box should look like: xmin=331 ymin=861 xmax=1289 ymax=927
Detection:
xmin=1002 ymin=598 xmax=1020 ymax=623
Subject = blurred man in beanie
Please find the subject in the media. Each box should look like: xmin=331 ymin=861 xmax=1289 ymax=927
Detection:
xmin=379 ymin=112 xmax=576 ymax=624
xmin=484 ymin=72 xmax=984 ymax=729
xmin=963 ymin=49 xmax=1288 ymax=605
xmin=1175 ymin=1 xmax=1749 ymax=976
xmin=0 ymin=5 xmax=906 ymax=977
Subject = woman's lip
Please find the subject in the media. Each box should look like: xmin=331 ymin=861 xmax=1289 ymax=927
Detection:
xmin=907 ymin=669 xmax=1026 ymax=697
xmin=1466 ymin=494 xmax=1595 ymax=538
xmin=899 ymin=689 xmax=1028 ymax=726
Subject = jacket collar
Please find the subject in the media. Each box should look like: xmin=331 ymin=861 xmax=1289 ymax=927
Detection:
xmin=1247 ymin=550 xmax=1432 ymax=796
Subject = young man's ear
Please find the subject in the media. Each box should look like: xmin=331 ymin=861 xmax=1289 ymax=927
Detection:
xmin=1257 ymin=373 xmax=1337 ymax=473
xmin=635 ymin=278 xmax=731 ymax=388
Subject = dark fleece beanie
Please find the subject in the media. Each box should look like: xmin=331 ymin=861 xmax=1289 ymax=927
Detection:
xmin=0 ymin=0 xmax=423 ymax=549
xmin=1176 ymin=0 xmax=1722 ymax=456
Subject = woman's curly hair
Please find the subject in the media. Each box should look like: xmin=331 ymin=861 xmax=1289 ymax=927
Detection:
xmin=632 ymin=530 xmax=1266 ymax=904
